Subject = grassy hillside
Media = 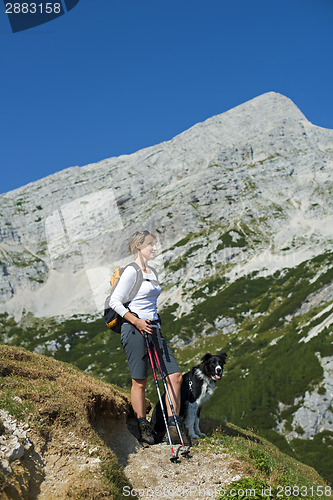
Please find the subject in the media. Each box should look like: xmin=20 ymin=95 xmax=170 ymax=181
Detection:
xmin=0 ymin=344 xmax=133 ymax=499
xmin=0 ymin=313 xmax=131 ymax=387
xmin=197 ymin=422 xmax=331 ymax=500
xmin=0 ymin=345 xmax=331 ymax=500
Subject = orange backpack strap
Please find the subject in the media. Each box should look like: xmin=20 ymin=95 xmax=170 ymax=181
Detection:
xmin=104 ymin=262 xmax=143 ymax=332
xmin=110 ymin=267 xmax=123 ymax=289
xmin=109 ymin=262 xmax=143 ymax=302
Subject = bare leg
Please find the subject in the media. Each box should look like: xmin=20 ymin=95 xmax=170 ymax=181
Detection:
xmin=131 ymin=378 xmax=147 ymax=418
xmin=165 ymin=372 xmax=182 ymax=416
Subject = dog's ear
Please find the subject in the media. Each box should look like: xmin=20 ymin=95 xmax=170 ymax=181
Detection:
xmin=217 ymin=352 xmax=227 ymax=364
xmin=201 ymin=353 xmax=213 ymax=363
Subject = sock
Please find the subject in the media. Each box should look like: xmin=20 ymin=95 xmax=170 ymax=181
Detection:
xmin=168 ymin=415 xmax=180 ymax=426
xmin=137 ymin=417 xmax=147 ymax=424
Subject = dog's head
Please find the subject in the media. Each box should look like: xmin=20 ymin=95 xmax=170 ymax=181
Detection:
xmin=199 ymin=352 xmax=227 ymax=381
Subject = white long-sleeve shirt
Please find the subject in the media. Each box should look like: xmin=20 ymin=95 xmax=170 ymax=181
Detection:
xmin=108 ymin=264 xmax=161 ymax=321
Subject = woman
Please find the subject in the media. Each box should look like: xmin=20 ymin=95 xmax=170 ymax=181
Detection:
xmin=109 ymin=230 xmax=187 ymax=445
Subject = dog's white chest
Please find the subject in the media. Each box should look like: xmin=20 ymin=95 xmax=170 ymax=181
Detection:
xmin=196 ymin=380 xmax=215 ymax=407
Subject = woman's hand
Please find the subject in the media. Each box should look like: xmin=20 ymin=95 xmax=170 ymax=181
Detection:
xmin=134 ymin=318 xmax=152 ymax=336
xmin=123 ymin=312 xmax=152 ymax=335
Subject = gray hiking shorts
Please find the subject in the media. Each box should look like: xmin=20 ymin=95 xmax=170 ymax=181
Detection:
xmin=120 ymin=322 xmax=180 ymax=380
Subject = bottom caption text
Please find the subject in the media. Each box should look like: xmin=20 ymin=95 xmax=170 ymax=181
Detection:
xmin=123 ymin=484 xmax=332 ymax=497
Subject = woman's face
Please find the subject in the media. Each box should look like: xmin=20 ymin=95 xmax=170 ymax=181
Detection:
xmin=137 ymin=235 xmax=157 ymax=261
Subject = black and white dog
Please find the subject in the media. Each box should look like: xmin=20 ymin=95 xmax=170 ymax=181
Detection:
xmin=152 ymin=352 xmax=227 ymax=441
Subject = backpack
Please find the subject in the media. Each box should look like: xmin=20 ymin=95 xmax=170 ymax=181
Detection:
xmin=104 ymin=262 xmax=143 ymax=332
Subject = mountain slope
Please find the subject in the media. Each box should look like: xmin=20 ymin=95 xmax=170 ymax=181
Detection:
xmin=1 ymin=91 xmax=332 ymax=318
xmin=0 ymin=91 xmax=332 ymax=483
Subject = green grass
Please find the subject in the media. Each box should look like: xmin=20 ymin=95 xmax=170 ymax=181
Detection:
xmin=197 ymin=422 xmax=330 ymax=499
xmin=216 ymin=229 xmax=247 ymax=251
xmin=165 ymin=242 xmax=204 ymax=272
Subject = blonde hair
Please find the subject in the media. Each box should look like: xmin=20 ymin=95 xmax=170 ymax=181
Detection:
xmin=128 ymin=230 xmax=156 ymax=256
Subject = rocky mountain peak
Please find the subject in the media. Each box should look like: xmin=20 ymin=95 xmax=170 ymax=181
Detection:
xmin=0 ymin=92 xmax=332 ymax=319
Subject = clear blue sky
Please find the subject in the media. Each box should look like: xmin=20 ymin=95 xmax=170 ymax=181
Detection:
xmin=1 ymin=0 xmax=332 ymax=194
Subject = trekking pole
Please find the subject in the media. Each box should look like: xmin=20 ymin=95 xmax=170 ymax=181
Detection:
xmin=149 ymin=335 xmax=190 ymax=457
xmin=144 ymin=333 xmax=178 ymax=463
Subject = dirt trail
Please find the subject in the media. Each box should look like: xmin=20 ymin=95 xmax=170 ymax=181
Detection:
xmin=39 ymin=415 xmax=249 ymax=499
xmin=123 ymin=441 xmax=247 ymax=499
xmin=100 ymin=416 xmax=249 ymax=499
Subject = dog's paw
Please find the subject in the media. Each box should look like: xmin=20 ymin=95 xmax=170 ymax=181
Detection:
xmin=189 ymin=433 xmax=199 ymax=439
xmin=194 ymin=427 xmax=206 ymax=437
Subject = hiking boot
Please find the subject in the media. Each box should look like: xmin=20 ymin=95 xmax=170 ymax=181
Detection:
xmin=138 ymin=420 xmax=155 ymax=445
